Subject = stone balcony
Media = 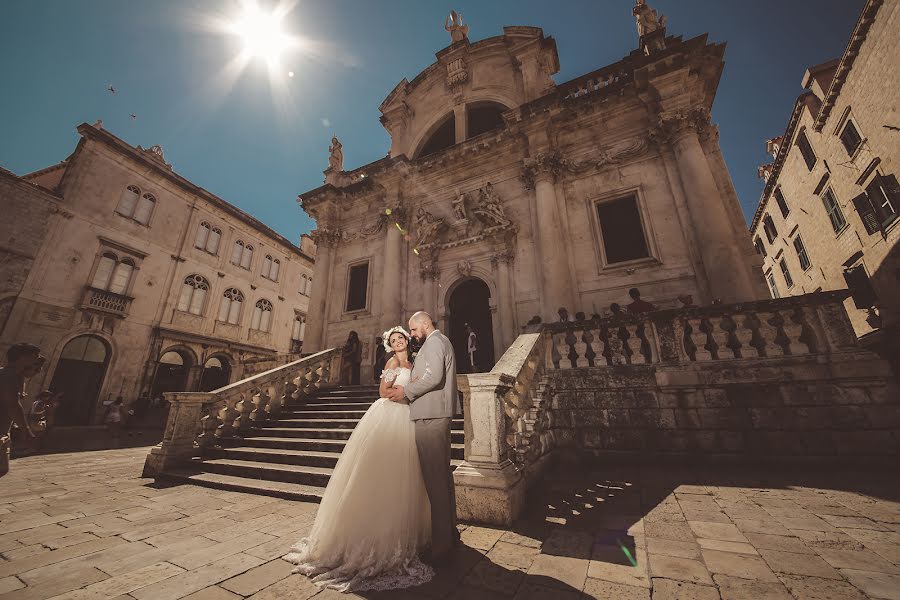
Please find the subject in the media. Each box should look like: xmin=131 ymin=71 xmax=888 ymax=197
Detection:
xmin=80 ymin=286 xmax=133 ymax=317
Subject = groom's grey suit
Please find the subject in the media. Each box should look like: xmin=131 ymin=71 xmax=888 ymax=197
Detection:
xmin=405 ymin=329 xmax=460 ymax=558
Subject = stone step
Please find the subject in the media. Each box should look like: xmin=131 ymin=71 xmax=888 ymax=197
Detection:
xmin=283 ymin=402 xmax=375 ymax=411
xmin=207 ymin=446 xmax=340 ymax=468
xmin=248 ymin=427 xmax=465 ymax=443
xmin=160 ymin=469 xmax=325 ymax=503
xmin=221 ymin=436 xmax=466 ymax=459
xmin=194 ymin=457 xmax=335 ymax=486
xmin=279 ymin=410 xmax=369 ymax=420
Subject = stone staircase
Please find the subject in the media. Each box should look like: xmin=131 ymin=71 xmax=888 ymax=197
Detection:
xmin=161 ymin=384 xmax=465 ymax=502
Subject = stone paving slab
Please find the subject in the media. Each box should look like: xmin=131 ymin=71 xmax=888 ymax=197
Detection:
xmin=2 ymin=448 xmax=900 ymax=599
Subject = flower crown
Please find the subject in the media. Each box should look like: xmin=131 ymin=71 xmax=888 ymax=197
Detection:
xmin=382 ymin=326 xmax=411 ymax=352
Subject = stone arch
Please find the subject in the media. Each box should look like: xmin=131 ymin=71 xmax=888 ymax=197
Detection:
xmin=442 ymin=274 xmax=498 ymax=372
xmin=150 ymin=345 xmax=197 ymax=398
xmin=410 ymin=95 xmax=516 ymax=160
xmin=47 ymin=333 xmax=113 ymax=425
xmin=200 ymin=352 xmax=232 ymax=392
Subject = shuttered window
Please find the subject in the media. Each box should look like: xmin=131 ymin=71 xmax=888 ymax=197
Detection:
xmin=796 ymin=131 xmax=817 ymax=171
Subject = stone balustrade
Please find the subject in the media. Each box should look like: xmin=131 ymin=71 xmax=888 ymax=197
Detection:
xmin=545 ymin=291 xmax=857 ymax=368
xmin=142 ymin=347 xmax=342 ymax=478
xmin=558 ymin=67 xmax=632 ymax=100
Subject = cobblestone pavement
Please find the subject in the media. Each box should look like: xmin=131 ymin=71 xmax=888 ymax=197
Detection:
xmin=2 ymin=448 xmax=900 ymax=599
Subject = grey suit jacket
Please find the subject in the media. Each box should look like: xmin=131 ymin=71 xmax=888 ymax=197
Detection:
xmin=405 ymin=330 xmax=460 ymax=421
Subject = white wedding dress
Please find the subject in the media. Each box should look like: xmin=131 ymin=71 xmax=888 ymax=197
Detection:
xmin=284 ymin=367 xmax=434 ymax=592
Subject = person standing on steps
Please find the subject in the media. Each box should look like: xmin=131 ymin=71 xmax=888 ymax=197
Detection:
xmin=340 ymin=331 xmax=362 ymax=385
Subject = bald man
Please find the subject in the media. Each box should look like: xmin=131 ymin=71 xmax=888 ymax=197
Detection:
xmin=385 ymin=311 xmax=460 ymax=562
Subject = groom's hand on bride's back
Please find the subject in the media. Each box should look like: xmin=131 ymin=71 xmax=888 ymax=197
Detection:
xmin=386 ymin=385 xmax=409 ymax=404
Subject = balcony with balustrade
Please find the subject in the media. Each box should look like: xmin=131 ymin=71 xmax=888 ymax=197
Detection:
xmin=81 ymin=286 xmax=133 ymax=317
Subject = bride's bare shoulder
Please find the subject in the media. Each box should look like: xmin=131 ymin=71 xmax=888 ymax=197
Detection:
xmin=384 ymin=356 xmax=401 ymax=370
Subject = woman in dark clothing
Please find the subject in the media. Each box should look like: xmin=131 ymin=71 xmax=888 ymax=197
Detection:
xmin=341 ymin=331 xmax=363 ymax=385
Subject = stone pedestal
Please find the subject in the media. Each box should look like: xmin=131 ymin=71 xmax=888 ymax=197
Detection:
xmin=142 ymin=392 xmax=209 ymax=477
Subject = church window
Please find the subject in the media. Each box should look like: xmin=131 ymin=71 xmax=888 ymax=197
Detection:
xmin=762 ymin=215 xmax=778 ymax=244
xmin=218 ymin=288 xmax=244 ymax=324
xmin=251 ymin=299 xmax=273 ymax=332
xmin=418 ymin=114 xmax=456 ymax=158
xmin=595 ymin=195 xmax=650 ymax=264
xmin=839 ymin=119 xmax=863 ymax=156
xmin=345 ymin=261 xmax=369 ymax=312
xmin=796 ymin=130 xmax=817 ymax=171
xmin=177 ymin=274 xmax=209 ymax=315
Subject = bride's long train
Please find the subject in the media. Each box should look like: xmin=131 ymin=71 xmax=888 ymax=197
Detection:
xmin=284 ymin=396 xmax=434 ymax=592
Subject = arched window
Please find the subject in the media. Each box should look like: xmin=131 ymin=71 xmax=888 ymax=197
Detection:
xmin=300 ymin=274 xmax=308 ymax=295
xmin=262 ymin=255 xmax=280 ymax=281
xmin=208 ymin=226 xmax=221 ymax=254
xmin=133 ymin=193 xmax=156 ymax=225
xmin=218 ymin=288 xmax=244 ymax=324
xmin=117 ymin=185 xmax=141 ymax=216
xmin=270 ymin=258 xmax=280 ymax=281
xmin=467 ymin=102 xmax=507 ymax=138
xmin=231 ymin=240 xmax=253 ymax=269
xmin=418 ymin=113 xmax=456 ymax=158
xmin=91 ymin=252 xmax=118 ymax=290
xmin=195 ymin=222 xmax=222 ymax=255
xmin=307 ymin=277 xmax=312 ymax=295
xmin=109 ymin=259 xmax=134 ymax=295
xmin=177 ymin=274 xmax=209 ymax=315
xmin=291 ymin=313 xmax=306 ymax=341
xmin=251 ymin=299 xmax=273 ymax=332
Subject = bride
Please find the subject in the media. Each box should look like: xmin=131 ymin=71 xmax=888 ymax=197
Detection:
xmin=284 ymin=326 xmax=434 ymax=592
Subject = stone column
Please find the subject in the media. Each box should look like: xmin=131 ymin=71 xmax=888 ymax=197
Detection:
xmin=493 ymin=251 xmax=516 ymax=350
xmin=657 ymin=110 xmax=755 ymax=303
xmin=304 ymin=228 xmax=340 ymax=351
xmin=381 ymin=221 xmax=404 ymax=328
xmin=453 ymin=104 xmax=467 ymax=144
xmin=522 ymin=155 xmax=576 ymax=321
xmin=420 ymin=264 xmax=438 ymax=318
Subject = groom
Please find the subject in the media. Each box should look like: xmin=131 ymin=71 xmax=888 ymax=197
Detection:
xmin=386 ymin=311 xmax=460 ymax=562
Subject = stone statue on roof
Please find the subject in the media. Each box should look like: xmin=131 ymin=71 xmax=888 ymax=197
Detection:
xmin=444 ymin=10 xmax=469 ymax=44
xmin=633 ymin=0 xmax=667 ymax=37
xmin=328 ymin=135 xmax=343 ymax=172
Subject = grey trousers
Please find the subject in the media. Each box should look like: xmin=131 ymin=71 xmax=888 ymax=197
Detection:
xmin=414 ymin=417 xmax=457 ymax=557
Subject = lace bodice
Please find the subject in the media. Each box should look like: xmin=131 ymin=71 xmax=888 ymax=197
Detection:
xmin=381 ymin=367 xmax=411 ymax=388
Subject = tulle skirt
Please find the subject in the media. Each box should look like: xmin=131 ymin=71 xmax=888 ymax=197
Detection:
xmin=284 ymin=398 xmax=433 ymax=592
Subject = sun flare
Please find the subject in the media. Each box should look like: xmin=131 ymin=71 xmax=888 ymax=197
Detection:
xmin=229 ymin=2 xmax=294 ymax=65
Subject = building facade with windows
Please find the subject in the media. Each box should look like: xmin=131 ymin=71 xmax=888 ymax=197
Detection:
xmin=299 ymin=13 xmax=767 ymax=380
xmin=749 ymin=0 xmax=899 ymax=341
xmin=0 ymin=123 xmax=314 ymax=425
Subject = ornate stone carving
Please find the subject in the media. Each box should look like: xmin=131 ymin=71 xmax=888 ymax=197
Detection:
xmin=309 ymin=227 xmax=342 ymax=248
xmin=649 ymin=108 xmax=711 ymax=147
xmin=420 ymin=262 xmax=439 ymax=281
xmin=457 ymin=260 xmax=473 ymax=278
xmin=327 ymin=136 xmax=343 ymax=172
xmin=472 ymin=182 xmax=510 ymax=227
xmin=414 ymin=207 xmax=447 ymax=246
xmin=520 ymin=152 xmax=565 ymax=189
xmin=633 ymin=0 xmax=666 ymax=37
xmin=451 ymin=191 xmax=468 ymax=221
xmin=137 ymin=144 xmax=172 ymax=169
xmin=521 ymin=140 xmax=649 ymax=188
xmin=444 ymin=10 xmax=469 ymax=43
xmin=447 ymin=57 xmax=468 ymax=87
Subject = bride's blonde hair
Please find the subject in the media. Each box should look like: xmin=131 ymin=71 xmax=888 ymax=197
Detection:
xmin=381 ymin=326 xmax=411 ymax=352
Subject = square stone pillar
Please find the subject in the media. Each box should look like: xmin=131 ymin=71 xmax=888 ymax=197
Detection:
xmin=142 ymin=392 xmax=210 ymax=478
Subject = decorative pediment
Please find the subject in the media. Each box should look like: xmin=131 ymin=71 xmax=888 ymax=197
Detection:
xmin=137 ymin=144 xmax=172 ymax=170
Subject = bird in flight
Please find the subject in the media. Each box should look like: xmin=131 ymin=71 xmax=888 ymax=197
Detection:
xmin=130 ymin=114 xmax=137 ymax=120
xmin=107 ymin=84 xmax=117 ymax=95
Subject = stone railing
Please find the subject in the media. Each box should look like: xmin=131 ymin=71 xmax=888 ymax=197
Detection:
xmin=142 ymin=348 xmax=342 ymax=478
xmin=81 ymin=286 xmax=133 ymax=317
xmin=454 ymin=330 xmax=552 ymax=526
xmin=545 ymin=291 xmax=857 ymax=368
xmin=558 ymin=66 xmax=632 ymax=101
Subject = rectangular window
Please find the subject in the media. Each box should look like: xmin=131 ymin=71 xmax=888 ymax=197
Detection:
xmin=779 ymin=258 xmax=794 ymax=288
xmin=796 ymin=131 xmax=817 ymax=171
xmin=763 ymin=216 xmax=778 ymax=244
xmin=793 ymin=236 xmax=811 ymax=271
xmin=754 ymin=237 xmax=767 ymax=257
xmin=774 ymin=188 xmax=790 ymax=217
xmin=345 ymin=262 xmax=370 ymax=312
xmin=596 ymin=195 xmax=650 ymax=264
xmin=865 ymin=174 xmax=899 ymax=228
xmin=766 ymin=272 xmax=780 ymax=299
xmin=839 ymin=120 xmax=863 ymax=156
xmin=821 ymin=188 xmax=847 ymax=233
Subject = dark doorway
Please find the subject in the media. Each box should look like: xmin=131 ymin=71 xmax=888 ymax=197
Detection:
xmin=49 ymin=335 xmax=110 ymax=426
xmin=151 ymin=350 xmax=191 ymax=398
xmin=200 ymin=356 xmax=231 ymax=392
xmin=448 ymin=278 xmax=494 ymax=373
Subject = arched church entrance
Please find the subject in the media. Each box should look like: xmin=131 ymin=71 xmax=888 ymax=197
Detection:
xmin=150 ymin=349 xmax=192 ymax=399
xmin=49 ymin=335 xmax=110 ymax=426
xmin=447 ymin=278 xmax=495 ymax=373
xmin=200 ymin=355 xmax=231 ymax=392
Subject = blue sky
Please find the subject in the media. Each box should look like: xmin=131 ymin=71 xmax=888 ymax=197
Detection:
xmin=1 ymin=0 xmax=863 ymax=244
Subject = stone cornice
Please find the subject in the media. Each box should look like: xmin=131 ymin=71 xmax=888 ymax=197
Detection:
xmin=649 ymin=107 xmax=711 ymax=146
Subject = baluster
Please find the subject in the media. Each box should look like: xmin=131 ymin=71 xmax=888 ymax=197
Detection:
xmin=269 ymin=380 xmax=285 ymax=418
xmin=251 ymin=386 xmax=270 ymax=423
xmin=586 ymin=326 xmax=605 ymax=366
xmin=755 ymin=311 xmax=784 ymax=357
xmin=234 ymin=390 xmax=256 ymax=433
xmin=555 ymin=333 xmax=572 ymax=369
xmin=607 ymin=326 xmax=627 ymax=365
xmin=196 ymin=401 xmax=221 ymax=449
xmin=624 ymin=324 xmax=645 ymax=364
xmin=686 ymin=317 xmax=712 ymax=361
xmin=778 ymin=309 xmax=809 ymax=355
xmin=734 ymin=314 xmax=758 ymax=358
xmin=641 ymin=322 xmax=658 ymax=363
xmin=215 ymin=394 xmax=240 ymax=440
xmin=707 ymin=316 xmax=734 ymax=360
xmin=574 ymin=327 xmax=589 ymax=367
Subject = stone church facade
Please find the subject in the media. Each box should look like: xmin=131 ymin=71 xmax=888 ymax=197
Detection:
xmin=300 ymin=12 xmax=766 ymax=378
xmin=0 ymin=123 xmax=314 ymax=426
xmin=750 ymin=0 xmax=899 ymax=346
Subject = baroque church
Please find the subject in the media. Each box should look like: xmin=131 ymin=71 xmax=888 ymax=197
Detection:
xmin=300 ymin=5 xmax=766 ymax=377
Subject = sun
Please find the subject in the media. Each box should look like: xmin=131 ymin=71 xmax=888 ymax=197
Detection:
xmin=229 ymin=2 xmax=294 ymax=65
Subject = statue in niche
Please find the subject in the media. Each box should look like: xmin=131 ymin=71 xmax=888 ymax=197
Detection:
xmin=451 ymin=191 xmax=468 ymax=221
xmin=444 ymin=10 xmax=469 ymax=44
xmin=414 ymin=207 xmax=445 ymax=246
xmin=472 ymin=182 xmax=509 ymax=227
xmin=327 ymin=135 xmax=343 ymax=172
xmin=633 ymin=0 xmax=666 ymax=37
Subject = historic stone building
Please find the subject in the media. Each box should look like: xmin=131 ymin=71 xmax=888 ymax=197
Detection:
xmin=750 ymin=0 xmax=899 ymax=344
xmin=0 ymin=122 xmax=315 ymax=426
xmin=300 ymin=7 xmax=766 ymax=378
